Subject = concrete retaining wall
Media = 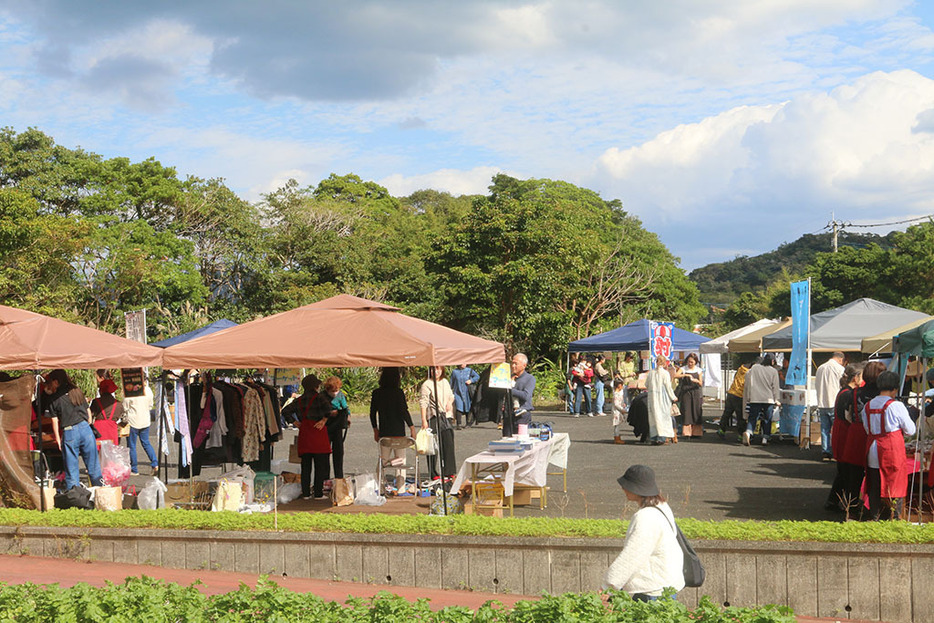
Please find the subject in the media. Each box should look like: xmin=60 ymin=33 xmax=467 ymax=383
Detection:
xmin=1 ymin=526 xmax=930 ymax=622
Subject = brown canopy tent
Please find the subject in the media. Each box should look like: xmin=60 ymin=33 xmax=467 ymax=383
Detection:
xmin=0 ymin=305 xmax=165 ymax=509
xmin=163 ymin=294 xmax=506 ymax=369
xmin=0 ymin=305 xmax=163 ymax=369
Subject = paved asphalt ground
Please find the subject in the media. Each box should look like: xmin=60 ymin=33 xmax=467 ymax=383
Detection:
xmin=152 ymin=399 xmax=835 ymax=522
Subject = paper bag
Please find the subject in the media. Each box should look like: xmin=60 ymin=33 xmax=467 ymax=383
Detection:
xmin=211 ymin=479 xmax=243 ymax=512
xmin=331 ymin=477 xmax=354 ymax=507
xmin=289 ymin=441 xmax=300 ymax=464
xmin=94 ymin=486 xmax=123 ymax=511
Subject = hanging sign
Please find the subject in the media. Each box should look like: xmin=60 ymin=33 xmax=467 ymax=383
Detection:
xmin=120 ymin=368 xmax=145 ymax=398
xmin=488 ymin=362 xmax=514 ymax=389
xmin=650 ymin=322 xmax=674 ymax=367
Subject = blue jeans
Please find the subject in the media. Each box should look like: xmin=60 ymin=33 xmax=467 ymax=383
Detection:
xmin=129 ymin=426 xmax=158 ymax=472
xmin=818 ymin=408 xmax=834 ymax=454
xmin=574 ymin=385 xmax=592 ymax=415
xmin=746 ymin=403 xmax=773 ymax=440
xmin=61 ymin=421 xmax=103 ymax=489
xmin=594 ymin=379 xmax=605 ymax=414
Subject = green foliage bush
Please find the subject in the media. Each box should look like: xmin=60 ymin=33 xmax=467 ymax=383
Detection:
xmin=0 ymin=577 xmax=796 ymax=622
xmin=1 ymin=508 xmax=933 ymax=544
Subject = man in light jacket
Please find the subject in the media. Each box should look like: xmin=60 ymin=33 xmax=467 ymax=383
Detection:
xmin=815 ymin=352 xmax=845 ymax=461
xmin=742 ymin=355 xmax=781 ymax=446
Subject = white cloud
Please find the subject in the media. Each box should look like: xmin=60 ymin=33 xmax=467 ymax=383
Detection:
xmin=380 ymin=166 xmax=509 ymax=197
xmin=591 ymin=69 xmax=934 ymax=267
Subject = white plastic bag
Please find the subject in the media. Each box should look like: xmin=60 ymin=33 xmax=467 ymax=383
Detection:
xmin=352 ymin=473 xmax=385 ymax=506
xmin=137 ymin=477 xmax=168 ymax=510
xmin=277 ymin=482 xmax=302 ymax=504
xmin=211 ymin=479 xmax=243 ymax=511
xmin=415 ymin=428 xmax=436 ymax=455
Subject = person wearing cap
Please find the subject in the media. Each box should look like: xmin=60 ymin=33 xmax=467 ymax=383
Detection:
xmin=604 ymin=464 xmax=685 ymax=601
xmin=89 ymin=378 xmax=123 ymax=446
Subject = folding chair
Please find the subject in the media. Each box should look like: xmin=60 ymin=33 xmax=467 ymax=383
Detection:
xmin=377 ymin=436 xmax=419 ymax=496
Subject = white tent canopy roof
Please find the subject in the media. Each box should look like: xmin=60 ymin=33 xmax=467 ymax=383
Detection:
xmin=699 ymin=319 xmax=783 ymax=355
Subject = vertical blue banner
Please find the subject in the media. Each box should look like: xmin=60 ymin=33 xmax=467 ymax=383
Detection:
xmin=786 ymin=279 xmax=810 ymax=386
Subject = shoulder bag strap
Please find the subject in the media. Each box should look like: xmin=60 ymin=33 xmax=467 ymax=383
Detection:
xmin=650 ymin=505 xmax=677 ymax=535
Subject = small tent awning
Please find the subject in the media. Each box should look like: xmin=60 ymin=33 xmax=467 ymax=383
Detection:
xmin=861 ymin=316 xmax=933 ymax=354
xmin=893 ymin=318 xmax=934 ymax=358
xmin=699 ymin=319 xmax=783 ymax=355
xmin=728 ymin=319 xmax=792 ymax=353
xmin=151 ymin=319 xmax=238 ymax=348
xmin=568 ymin=319 xmax=709 ymax=353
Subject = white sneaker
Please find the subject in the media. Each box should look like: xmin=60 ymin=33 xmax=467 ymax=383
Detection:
xmin=588 ymin=413 xmax=595 ymax=417
xmin=742 ymin=431 xmax=750 ymax=446
xmin=574 ymin=413 xmax=580 ymax=418
xmin=761 ymin=438 xmax=768 ymax=446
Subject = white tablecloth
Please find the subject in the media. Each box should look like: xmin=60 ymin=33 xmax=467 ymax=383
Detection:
xmin=451 ymin=433 xmax=570 ymax=497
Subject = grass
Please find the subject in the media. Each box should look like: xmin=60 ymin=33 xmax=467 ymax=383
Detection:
xmin=1 ymin=508 xmax=933 ymax=544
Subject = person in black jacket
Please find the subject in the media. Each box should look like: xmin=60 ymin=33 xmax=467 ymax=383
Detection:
xmin=44 ymin=369 xmax=103 ymax=489
xmin=370 ymin=367 xmax=416 ymax=490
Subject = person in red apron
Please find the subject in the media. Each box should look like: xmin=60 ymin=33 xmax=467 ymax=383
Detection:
xmin=826 ymin=363 xmax=863 ymax=512
xmin=838 ymin=361 xmax=886 ymax=518
xmin=90 ymin=379 xmax=122 ymax=447
xmin=862 ymin=371 xmax=916 ymax=521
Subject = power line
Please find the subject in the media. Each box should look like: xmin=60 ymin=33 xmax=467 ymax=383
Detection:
xmin=846 ymin=214 xmax=934 ymax=228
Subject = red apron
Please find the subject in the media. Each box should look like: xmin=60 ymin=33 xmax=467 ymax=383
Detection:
xmin=93 ymin=399 xmax=120 ymax=446
xmin=830 ymin=388 xmax=856 ymax=460
xmin=297 ymin=394 xmax=331 ymax=456
xmin=864 ymin=399 xmax=908 ymax=499
xmin=840 ymin=420 xmax=868 ymax=466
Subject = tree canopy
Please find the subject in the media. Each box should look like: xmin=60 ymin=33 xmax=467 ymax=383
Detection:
xmin=0 ymin=127 xmax=703 ymax=361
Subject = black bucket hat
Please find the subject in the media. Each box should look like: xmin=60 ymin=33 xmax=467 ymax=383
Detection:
xmin=617 ymin=464 xmax=659 ymax=497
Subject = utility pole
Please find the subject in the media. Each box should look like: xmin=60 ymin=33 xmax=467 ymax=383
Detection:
xmin=825 ymin=212 xmax=848 ymax=252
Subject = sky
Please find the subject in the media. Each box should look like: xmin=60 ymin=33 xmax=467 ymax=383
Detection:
xmin=2 ymin=1 xmax=934 ymax=270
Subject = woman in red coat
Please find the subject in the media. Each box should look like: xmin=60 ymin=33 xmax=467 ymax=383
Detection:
xmin=282 ymin=374 xmax=331 ymax=500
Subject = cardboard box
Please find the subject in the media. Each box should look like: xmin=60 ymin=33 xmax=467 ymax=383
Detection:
xmin=165 ymin=480 xmax=210 ymax=505
xmin=463 ymin=502 xmax=503 ymax=518
xmin=511 ymin=488 xmax=532 ymax=506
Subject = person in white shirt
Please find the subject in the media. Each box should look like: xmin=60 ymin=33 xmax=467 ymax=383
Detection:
xmin=123 ymin=378 xmax=157 ymax=476
xmin=742 ymin=355 xmax=781 ymax=446
xmin=815 ymin=352 xmax=846 ymax=461
xmin=862 ymin=371 xmax=915 ymax=520
xmin=604 ymin=464 xmax=684 ymax=601
xmin=645 ymin=356 xmax=678 ymax=445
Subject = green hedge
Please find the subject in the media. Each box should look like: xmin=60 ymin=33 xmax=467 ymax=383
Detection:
xmin=0 ymin=576 xmax=796 ymax=622
xmin=1 ymin=508 xmax=934 ymax=543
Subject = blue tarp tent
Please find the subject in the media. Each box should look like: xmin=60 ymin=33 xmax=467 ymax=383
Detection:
xmin=568 ymin=319 xmax=710 ymax=353
xmin=151 ymin=319 xmax=238 ymax=348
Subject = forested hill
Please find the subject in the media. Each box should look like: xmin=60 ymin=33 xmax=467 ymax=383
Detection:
xmin=689 ymin=231 xmax=896 ymax=307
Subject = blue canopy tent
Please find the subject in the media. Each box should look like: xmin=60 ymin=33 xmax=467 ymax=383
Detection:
xmin=151 ymin=319 xmax=238 ymax=348
xmin=568 ymin=319 xmax=710 ymax=353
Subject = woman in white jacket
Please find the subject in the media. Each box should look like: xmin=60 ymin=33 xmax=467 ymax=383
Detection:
xmin=604 ymin=464 xmax=685 ymax=601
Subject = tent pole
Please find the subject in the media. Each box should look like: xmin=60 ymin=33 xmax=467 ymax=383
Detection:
xmin=156 ymin=370 xmax=169 ymax=500
xmin=34 ymin=371 xmax=46 ymax=512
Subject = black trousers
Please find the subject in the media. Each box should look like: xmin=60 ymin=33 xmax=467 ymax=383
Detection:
xmin=841 ymin=462 xmax=866 ymax=519
xmin=427 ymin=417 xmax=456 ymax=478
xmin=301 ymin=453 xmax=330 ymax=498
xmin=865 ymin=467 xmax=904 ymax=520
xmin=328 ymin=429 xmax=345 ymax=479
xmin=718 ymin=393 xmax=746 ymax=433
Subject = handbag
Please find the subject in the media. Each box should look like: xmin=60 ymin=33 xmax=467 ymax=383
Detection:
xmin=652 ymin=506 xmax=705 ymax=587
xmin=89 ymin=422 xmax=102 ymax=440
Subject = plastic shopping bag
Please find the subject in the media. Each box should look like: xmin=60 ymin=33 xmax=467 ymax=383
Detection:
xmin=415 ymin=428 xmax=436 ymax=455
xmin=100 ymin=441 xmax=132 ymax=487
xmin=211 ymin=479 xmax=243 ymax=512
xmin=94 ymin=486 xmax=123 ymax=511
xmin=137 ymin=477 xmax=168 ymax=510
